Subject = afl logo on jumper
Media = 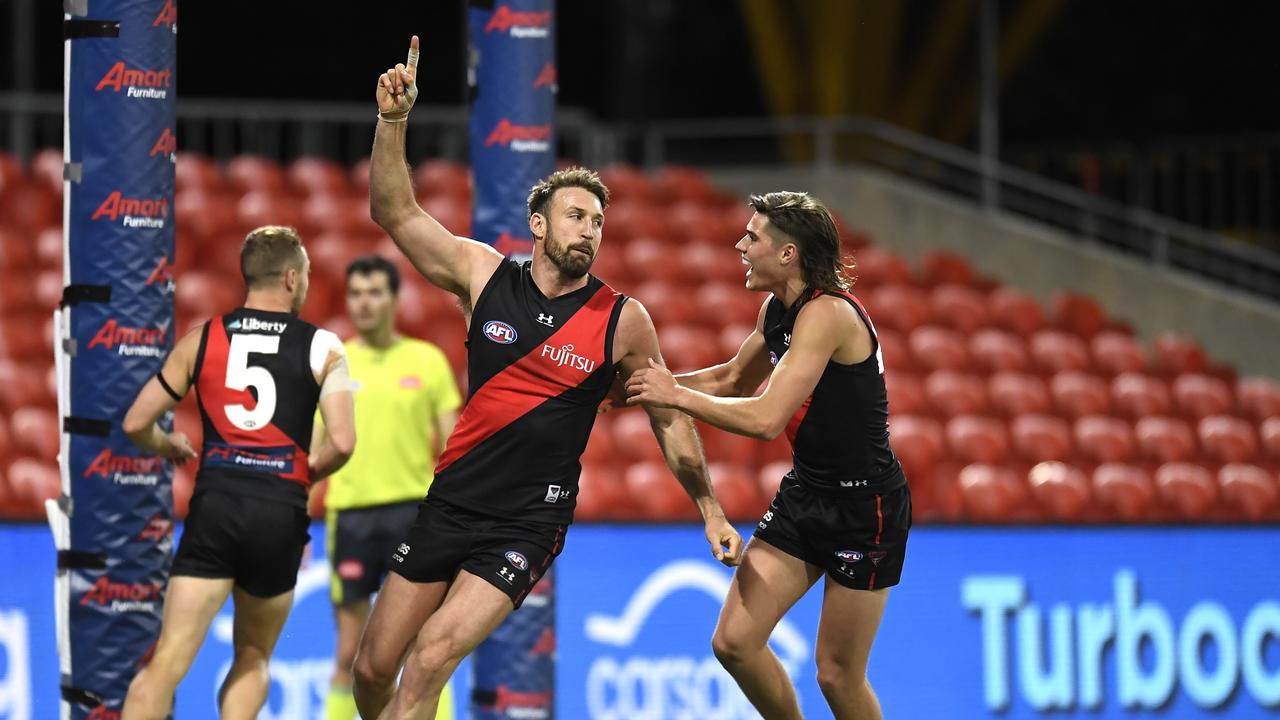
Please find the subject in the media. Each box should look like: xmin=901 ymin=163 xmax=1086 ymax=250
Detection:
xmin=483 ymin=320 xmax=518 ymax=345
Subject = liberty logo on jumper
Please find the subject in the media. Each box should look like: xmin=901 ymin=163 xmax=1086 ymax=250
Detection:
xmin=227 ymin=317 xmax=287 ymax=333
xmin=537 ymin=313 xmax=555 ymax=327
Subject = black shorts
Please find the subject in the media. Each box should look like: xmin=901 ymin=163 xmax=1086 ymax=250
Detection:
xmin=172 ymin=488 xmax=312 ymax=598
xmin=327 ymin=500 xmax=420 ymax=605
xmin=754 ymin=472 xmax=911 ymax=591
xmin=392 ymin=496 xmax=566 ymax=608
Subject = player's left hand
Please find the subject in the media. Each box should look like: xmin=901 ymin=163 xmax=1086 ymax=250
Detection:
xmin=624 ymin=358 xmax=681 ymax=409
xmin=164 ymin=432 xmax=198 ymax=465
xmin=704 ymin=513 xmax=743 ymax=567
xmin=597 ymin=369 xmax=628 ymax=414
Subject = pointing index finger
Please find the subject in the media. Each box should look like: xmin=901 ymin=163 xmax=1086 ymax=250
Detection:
xmin=406 ymin=35 xmax=420 ymax=72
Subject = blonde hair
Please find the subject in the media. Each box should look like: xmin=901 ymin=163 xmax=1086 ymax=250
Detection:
xmin=240 ymin=226 xmax=305 ymax=289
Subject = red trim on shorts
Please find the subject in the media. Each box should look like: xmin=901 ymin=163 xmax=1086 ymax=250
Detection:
xmin=874 ymin=494 xmax=884 ymax=544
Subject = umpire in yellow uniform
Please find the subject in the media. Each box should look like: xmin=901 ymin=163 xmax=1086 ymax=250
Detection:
xmin=314 ymin=255 xmax=461 ymax=720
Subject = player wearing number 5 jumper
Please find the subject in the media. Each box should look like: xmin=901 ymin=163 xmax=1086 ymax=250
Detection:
xmin=119 ymin=226 xmax=356 ymax=720
xmin=351 ymin=35 xmax=743 ymax=720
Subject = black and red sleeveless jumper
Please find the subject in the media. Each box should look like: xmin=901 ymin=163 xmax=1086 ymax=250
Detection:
xmin=428 ymin=260 xmax=628 ymax=524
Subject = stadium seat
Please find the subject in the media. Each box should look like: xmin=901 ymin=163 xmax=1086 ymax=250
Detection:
xmin=957 ymin=464 xmax=1027 ymax=522
xmin=910 ymin=326 xmax=969 ymax=371
xmin=1218 ymin=464 xmax=1277 ymax=521
xmin=238 ymin=190 xmax=302 ymax=234
xmin=1028 ymin=461 xmax=1092 ymax=521
xmin=756 ymin=435 xmax=792 ymax=465
xmin=1050 ymin=371 xmax=1111 ymax=418
xmin=610 ymin=411 xmax=666 ymax=463
xmin=0 ymin=414 xmax=10 ymax=463
xmin=349 ymin=158 xmax=372 ymax=196
xmin=1172 ymin=373 xmax=1234 ymax=419
xmin=1263 ymin=417 xmax=1280 ymax=461
xmin=0 ymin=228 xmax=35 ymax=270
xmin=875 ymin=328 xmax=913 ymax=372
xmin=717 ymin=323 xmax=756 ymax=365
xmin=658 ymin=325 xmax=720 ymax=373
xmin=884 ymin=372 xmax=925 ymax=415
xmin=674 ymin=243 xmax=725 ymax=284
xmin=225 ymin=155 xmax=287 ymax=195
xmin=1092 ymin=463 xmax=1156 ymax=521
xmin=699 ymin=425 xmax=758 ymax=466
xmin=917 ymin=251 xmax=976 ymax=287
xmin=3 ymin=458 xmax=59 ymax=517
xmin=969 ymin=329 xmax=1030 ymax=373
xmin=580 ymin=417 xmax=617 ymax=467
xmin=1074 ymin=415 xmax=1135 ymax=463
xmin=1154 ymin=333 xmax=1208 ymax=375
xmin=301 ymin=193 xmax=366 ymax=236
xmin=288 ymin=157 xmax=349 ymax=196
xmin=1111 ymin=373 xmax=1172 ymax=418
xmin=1052 ymin=292 xmax=1108 ymax=338
xmin=1031 ymin=330 xmax=1091 ymax=374
xmin=0 ymin=272 xmax=35 ymax=314
xmin=850 ymin=246 xmax=912 ymax=287
xmin=33 ymin=269 xmax=61 ymax=312
xmin=413 ymin=160 xmax=470 ymax=203
xmin=987 ymin=288 xmax=1046 ymax=337
xmin=695 ymin=282 xmax=762 ymax=328
xmin=175 ymin=153 xmax=223 ymax=193
xmin=0 ymin=151 xmax=22 ymax=189
xmin=0 ymin=313 xmax=46 ymax=361
xmin=924 ymin=370 xmax=987 ymax=417
xmin=866 ymin=284 xmax=931 ymax=334
xmin=1091 ymin=331 xmax=1148 ymax=375
xmin=588 ymin=245 xmax=627 ymax=288
xmin=666 ymin=200 xmax=719 ymax=242
xmin=653 ymin=166 xmax=717 ymax=206
xmin=1134 ymin=416 xmax=1198 ymax=464
xmin=946 ymin=415 xmax=1009 ymax=464
xmin=1236 ymin=377 xmax=1280 ymax=423
xmin=1010 ymin=414 xmax=1073 ymax=463
xmin=626 ymin=461 xmax=699 ymax=521
xmin=1154 ymin=462 xmax=1218 ymax=519
xmin=624 ymin=237 xmax=681 ymax=284
xmin=709 ymin=462 xmax=765 ymax=522
xmin=0 ymin=359 xmax=48 ymax=416
xmin=889 ymin=415 xmax=945 ymax=478
xmin=30 ymin=148 xmax=64 ymax=193
xmin=176 ymin=270 xmax=240 ymax=322
xmin=757 ymin=460 xmax=793 ymax=503
xmin=35 ymin=226 xmax=62 ymax=269
xmin=599 ymin=165 xmax=655 ymax=206
xmin=987 ymin=372 xmax=1050 ymax=416
xmin=1197 ymin=415 xmax=1258 ymax=464
xmin=174 ymin=189 xmax=238 ymax=243
xmin=929 ymin=284 xmax=988 ymax=334
xmin=576 ymin=463 xmax=633 ymax=522
xmin=636 ymin=281 xmax=699 ymax=327
xmin=418 ymin=195 xmax=471 ymax=236
xmin=173 ymin=466 xmax=195 ymax=519
xmin=0 ymin=182 xmax=57 ymax=234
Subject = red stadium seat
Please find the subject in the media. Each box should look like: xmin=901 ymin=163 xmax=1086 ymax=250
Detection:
xmin=850 ymin=246 xmax=912 ymax=288
xmin=1028 ymin=461 xmax=1092 ymax=521
xmin=757 ymin=435 xmax=792 ymax=465
xmin=599 ymin=165 xmax=655 ymax=206
xmin=30 ymin=148 xmax=65 ymax=193
xmin=1155 ymin=462 xmax=1218 ymax=519
xmin=288 ymin=157 xmax=350 ymax=196
xmin=757 ymin=460 xmax=793 ymax=503
xmin=3 ymin=458 xmax=60 ymax=517
xmin=1154 ymin=333 xmax=1207 ymax=375
xmin=225 ymin=155 xmax=287 ymax=195
xmin=866 ymin=284 xmax=931 ymax=334
xmin=695 ymin=282 xmax=762 ymax=328
xmin=0 ymin=314 xmax=47 ymax=361
xmin=576 ymin=463 xmax=634 ymax=522
xmin=0 ymin=359 xmax=46 ymax=414
xmin=173 ymin=466 xmax=195 ymax=519
xmin=946 ymin=415 xmax=1009 ymax=464
xmin=925 ymin=370 xmax=987 ymax=417
xmin=349 ymin=158 xmax=372 ymax=196
xmin=1218 ymin=464 xmax=1277 ymax=521
xmin=1010 ymin=414 xmax=1073 ymax=463
xmin=1263 ymin=417 xmax=1280 ymax=461
xmin=301 ymin=193 xmax=367 ymax=236
xmin=917 ymin=251 xmax=976 ymax=287
xmin=581 ymin=417 xmax=618 ymax=467
xmin=238 ymin=190 xmax=302 ymax=234
xmin=0 ymin=228 xmax=35 ymax=270
xmin=699 ymin=425 xmax=758 ymax=466
xmin=1093 ymin=463 xmax=1156 ymax=521
xmin=33 ymin=269 xmax=61 ymax=312
xmin=626 ymin=461 xmax=698 ymax=521
xmin=957 ymin=464 xmax=1027 ymax=522
xmin=624 ymin=238 xmax=681 ymax=284
xmin=1134 ymin=416 xmax=1197 ymax=464
xmin=890 ymin=415 xmax=945 ymax=477
xmin=969 ymin=329 xmax=1030 ymax=373
xmin=929 ymin=284 xmax=989 ymax=334
xmin=666 ymin=200 xmax=720 ymax=242
xmin=419 ymin=195 xmax=471 ymax=236
xmin=717 ymin=323 xmax=757 ymax=365
xmin=611 ymin=411 xmax=666 ymax=463
xmin=884 ymin=372 xmax=925 ymax=415
xmin=709 ymin=462 xmax=765 ymax=522
xmin=1172 ymin=373 xmax=1233 ymax=419
xmin=1236 ymin=377 xmax=1280 ymax=423
xmin=174 ymin=189 xmax=238 ymax=243
xmin=175 ymin=153 xmax=224 ymax=193
xmin=987 ymin=288 xmax=1046 ymax=337
xmin=0 ymin=151 xmax=22 ymax=190
xmin=875 ymin=328 xmax=913 ymax=373
xmin=910 ymin=326 xmax=969 ymax=371
xmin=636 ymin=281 xmax=699 ymax=327
xmin=658 ymin=325 xmax=720 ymax=374
xmin=413 ymin=160 xmax=470 ymax=202
xmin=0 ymin=272 xmax=35 ymax=314
xmin=1074 ymin=415 xmax=1135 ymax=463
xmin=1052 ymin=292 xmax=1108 ymax=338
xmin=1091 ymin=331 xmax=1148 ymax=375
xmin=987 ymin=372 xmax=1050 ymax=416
xmin=1031 ymin=330 xmax=1091 ymax=374
xmin=1111 ymin=373 xmax=1172 ymax=419
xmin=35 ymin=226 xmax=62 ymax=269
xmin=0 ymin=182 xmax=57 ymax=234
xmin=589 ymin=245 xmax=627 ymax=289
xmin=1197 ymin=415 xmax=1259 ymax=464
xmin=10 ymin=407 xmax=58 ymax=463
xmin=653 ymin=166 xmax=717 ymax=206
xmin=1050 ymin=371 xmax=1111 ymax=418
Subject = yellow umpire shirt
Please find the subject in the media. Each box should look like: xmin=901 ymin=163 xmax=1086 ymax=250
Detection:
xmin=324 ymin=337 xmax=461 ymax=510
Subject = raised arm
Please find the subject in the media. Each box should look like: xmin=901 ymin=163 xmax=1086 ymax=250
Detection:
xmin=675 ymin=298 xmax=773 ymax=397
xmin=122 ymin=328 xmax=201 ymax=463
xmin=371 ymin=35 xmax=502 ymax=302
xmin=614 ymin=300 xmax=742 ymax=566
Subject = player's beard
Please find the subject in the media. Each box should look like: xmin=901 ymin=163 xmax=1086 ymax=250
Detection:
xmin=544 ymin=228 xmax=594 ymax=279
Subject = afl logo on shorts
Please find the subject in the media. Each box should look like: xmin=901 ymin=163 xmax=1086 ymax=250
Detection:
xmin=483 ymin=320 xmax=518 ymax=344
xmin=835 ymin=550 xmax=863 ymax=563
xmin=505 ymin=550 xmax=529 ymax=571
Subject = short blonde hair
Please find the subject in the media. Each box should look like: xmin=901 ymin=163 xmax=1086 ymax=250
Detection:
xmin=240 ymin=226 xmax=305 ymax=289
xmin=526 ymin=167 xmax=610 ymax=219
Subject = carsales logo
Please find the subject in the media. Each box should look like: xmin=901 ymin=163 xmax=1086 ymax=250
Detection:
xmin=485 ymin=5 xmax=551 ymax=38
xmin=95 ymin=61 xmax=171 ymax=100
xmin=91 ymin=190 xmax=169 ymax=229
xmin=484 ymin=119 xmax=551 ymax=153
xmin=84 ymin=448 xmax=164 ymax=486
xmin=87 ymin=319 xmax=167 ymax=358
xmin=79 ymin=576 xmax=162 ymax=613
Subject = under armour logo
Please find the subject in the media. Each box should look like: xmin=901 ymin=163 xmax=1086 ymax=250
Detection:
xmin=840 ymin=479 xmax=869 ymax=488
xmin=498 ymin=566 xmax=516 ymax=584
xmin=537 ymin=313 xmax=555 ymax=327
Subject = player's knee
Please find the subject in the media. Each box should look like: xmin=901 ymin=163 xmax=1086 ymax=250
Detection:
xmin=711 ymin=626 xmax=753 ymax=667
xmin=815 ymin=654 xmax=865 ymax=697
xmin=352 ymin=650 xmax=397 ymax=690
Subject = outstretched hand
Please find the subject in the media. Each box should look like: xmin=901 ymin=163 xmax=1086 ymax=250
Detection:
xmin=376 ymin=35 xmax=421 ymax=121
